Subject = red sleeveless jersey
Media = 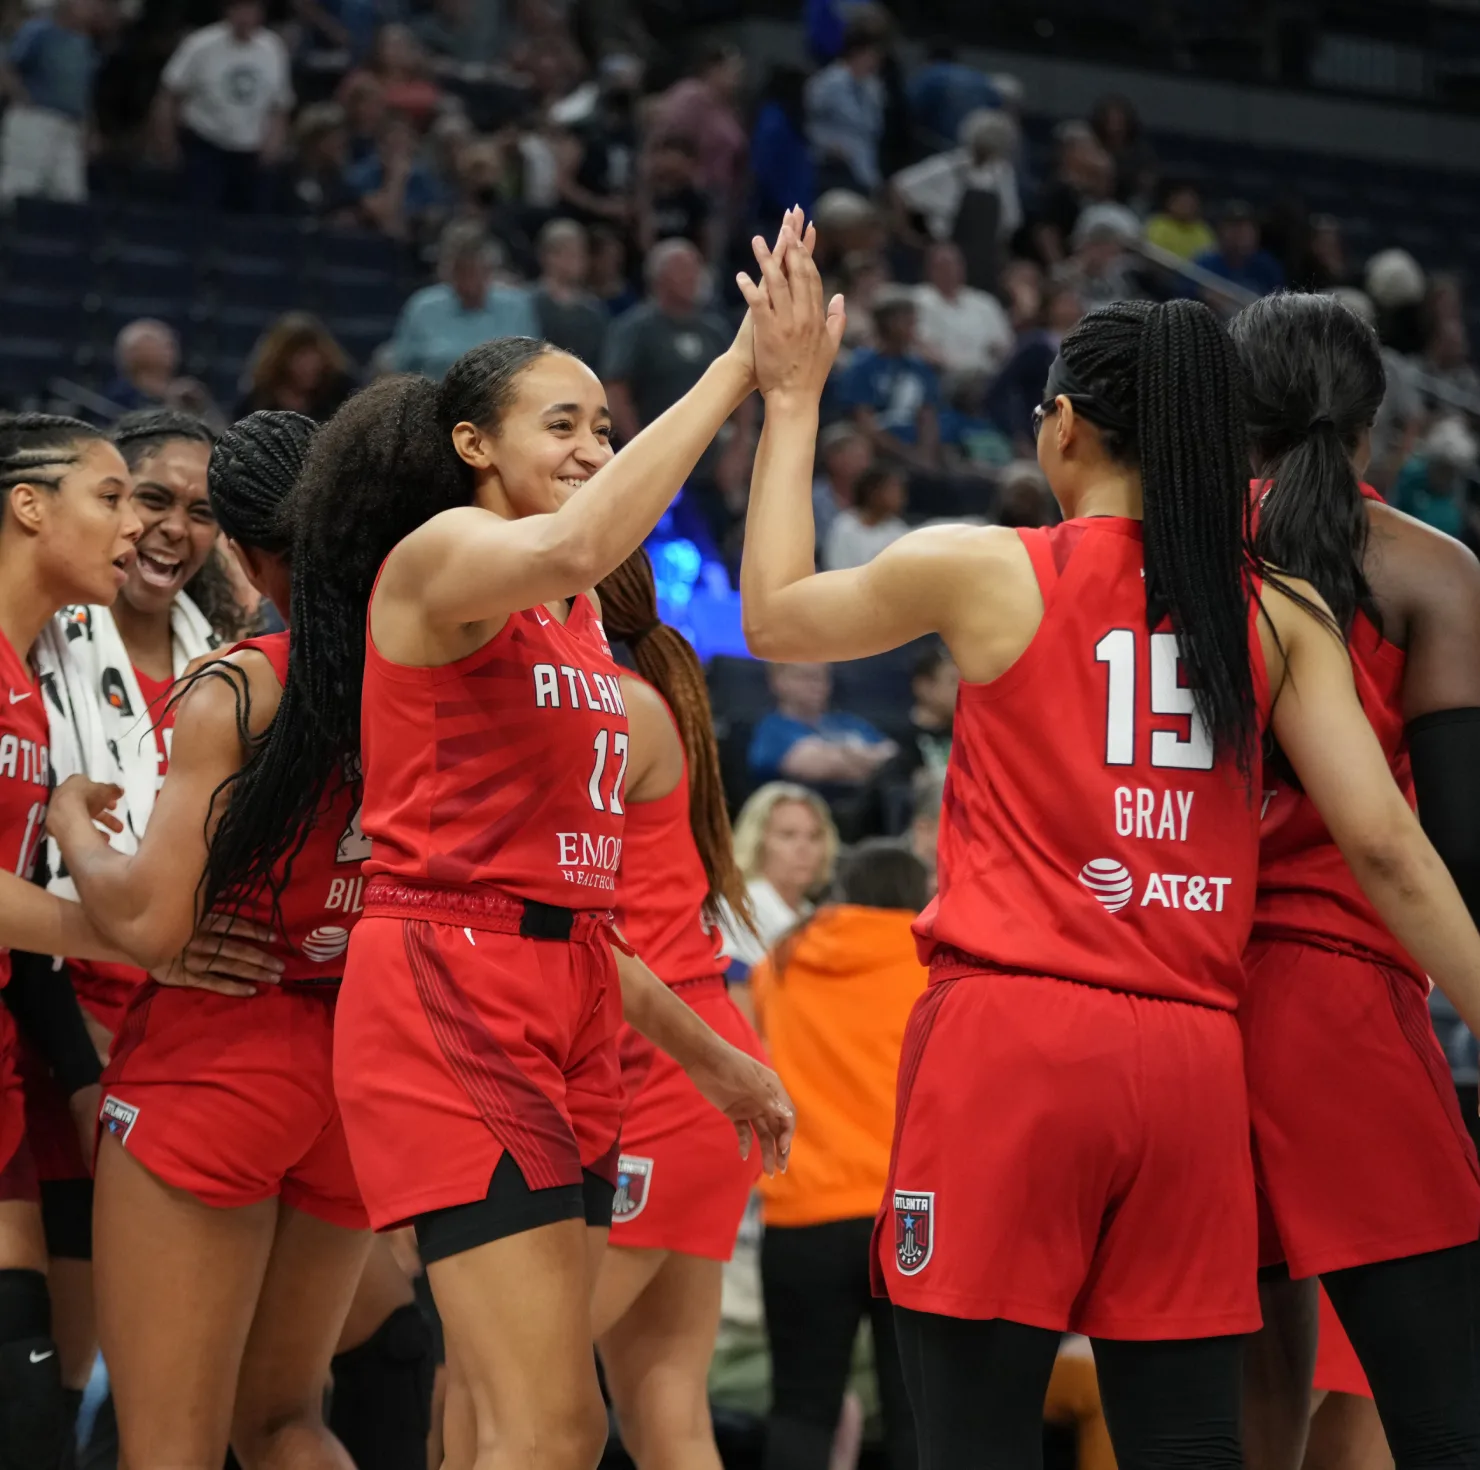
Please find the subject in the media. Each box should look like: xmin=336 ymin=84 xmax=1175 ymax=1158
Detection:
xmin=360 ymin=588 xmax=628 ymax=907
xmin=228 ymin=634 xmax=366 ymax=982
xmin=614 ymin=679 xmax=725 ymax=985
xmin=0 ymin=628 xmax=50 ymax=989
xmin=914 ymin=518 xmax=1270 ymax=1011
xmin=1254 ymin=487 xmax=1420 ymax=979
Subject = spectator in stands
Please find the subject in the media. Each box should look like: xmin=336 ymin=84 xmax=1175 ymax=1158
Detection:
xmin=812 ymin=188 xmax=887 ymax=276
xmin=909 ymin=765 xmax=945 ymax=885
xmin=557 ymin=55 xmax=642 ymax=229
xmin=837 ymin=291 xmax=943 ymax=472
xmin=1144 ymin=178 xmax=1215 ymax=262
xmin=335 ymin=68 xmax=385 ymax=164
xmin=1001 ymin=257 xmax=1045 ymax=331
xmin=900 ymin=644 xmax=956 ymax=776
xmin=1029 ymin=121 xmax=1114 ymax=264
xmin=387 ymin=220 xmax=538 ymax=380
xmin=0 ymin=0 xmax=98 ymax=204
xmin=836 ymin=250 xmax=891 ymax=352
xmin=812 ymin=421 xmax=872 ymax=549
xmin=290 ymin=0 xmax=387 ymax=60
xmin=1292 ymin=213 xmax=1350 ymax=292
xmin=649 ymin=42 xmax=748 ymax=215
xmin=913 ymin=240 xmax=1014 ymax=385
xmin=531 ymin=218 xmax=607 ymax=367
xmin=366 ymin=24 xmax=441 ymax=128
xmin=805 ymin=26 xmax=887 ymax=194
xmin=996 ymin=459 xmax=1058 ymax=527
xmin=889 ymin=107 xmax=1022 ymax=259
xmin=346 ymin=111 xmax=442 ymax=241
xmin=1390 ymin=416 xmax=1480 ymax=547
xmin=637 ymin=134 xmax=717 ymax=259
xmin=1413 ymin=315 xmax=1480 ymax=412
xmin=1089 ymin=92 xmax=1156 ymax=207
xmin=153 ymin=0 xmax=294 ymax=214
xmin=235 ymin=313 xmax=356 ymax=421
xmin=751 ymin=839 xmax=928 ymax=1470
xmin=823 ymin=463 xmax=908 ymax=571
xmin=748 ymin=662 xmax=897 ymax=789
xmin=751 ymin=64 xmax=816 ymax=229
xmin=603 ymin=238 xmax=731 ymax=445
xmin=287 ymin=101 xmax=357 ymax=222
xmin=906 ymin=38 xmax=1000 ymax=155
xmin=718 ymin=781 xmax=839 ymax=973
xmin=104 ymin=319 xmax=183 ymax=413
xmin=1064 ymin=202 xmax=1144 ymax=309
xmin=981 ymin=282 xmax=1085 ymax=448
xmin=1194 ymin=199 xmax=1285 ymax=301
xmin=588 ymin=224 xmax=639 ymax=317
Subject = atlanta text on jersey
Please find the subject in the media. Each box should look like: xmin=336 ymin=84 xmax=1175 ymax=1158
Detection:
xmin=532 ymin=662 xmax=628 ymax=716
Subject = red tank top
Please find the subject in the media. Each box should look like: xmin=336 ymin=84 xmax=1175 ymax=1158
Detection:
xmin=1253 ymin=487 xmax=1420 ymax=979
xmin=134 ymin=665 xmax=177 ymax=778
xmin=0 ymin=629 xmax=50 ymax=989
xmin=914 ymin=518 xmax=1271 ymax=1011
xmin=360 ymin=586 xmax=628 ymax=907
xmin=614 ymin=680 xmax=725 ymax=984
xmin=226 ymin=634 xmax=365 ymax=983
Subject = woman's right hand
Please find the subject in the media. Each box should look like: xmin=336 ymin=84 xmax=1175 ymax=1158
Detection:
xmin=47 ymin=776 xmax=124 ymax=839
xmin=151 ymin=912 xmax=285 ymax=998
xmin=683 ymin=1040 xmax=795 ymax=1176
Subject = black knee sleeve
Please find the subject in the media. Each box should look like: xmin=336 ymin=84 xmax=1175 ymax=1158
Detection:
xmin=329 ymin=1303 xmax=434 ymax=1470
xmin=0 ymin=1268 xmax=66 ymax=1470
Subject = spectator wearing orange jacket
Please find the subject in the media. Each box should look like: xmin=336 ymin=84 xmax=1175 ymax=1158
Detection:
xmin=752 ymin=839 xmax=928 ymax=1470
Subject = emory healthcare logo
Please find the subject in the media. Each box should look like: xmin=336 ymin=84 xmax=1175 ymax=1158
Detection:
xmin=894 ymin=1189 xmax=934 ymax=1275
xmin=612 ymin=1155 xmax=653 ymax=1222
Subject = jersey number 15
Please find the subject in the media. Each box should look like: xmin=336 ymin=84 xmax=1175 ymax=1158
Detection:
xmin=1095 ymin=630 xmax=1213 ymax=771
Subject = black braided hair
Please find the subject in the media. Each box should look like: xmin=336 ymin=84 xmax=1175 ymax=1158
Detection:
xmin=1229 ymin=292 xmax=1385 ymax=635
xmin=194 ymin=338 xmax=558 ymax=917
xmin=0 ymin=412 xmax=106 ymax=500
xmin=1057 ymin=299 xmax=1261 ymax=775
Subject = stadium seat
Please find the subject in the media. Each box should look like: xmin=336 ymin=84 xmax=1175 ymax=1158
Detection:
xmin=325 ymin=314 xmax=396 ymax=363
xmin=1 ymin=234 xmax=91 ymax=293
xmin=12 ymin=196 xmax=103 ymax=246
xmin=0 ymin=336 xmax=71 ymax=400
xmin=0 ymin=288 xmax=85 ymax=344
xmin=318 ymin=229 xmax=404 ymax=276
xmin=317 ymin=270 xmax=403 ymax=318
xmin=215 ymin=256 xmax=307 ymax=314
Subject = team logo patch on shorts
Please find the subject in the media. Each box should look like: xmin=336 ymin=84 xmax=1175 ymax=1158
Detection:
xmin=612 ymin=1155 xmax=654 ymax=1222
xmin=894 ymin=1189 xmax=934 ymax=1275
xmin=100 ymin=1095 xmax=139 ymax=1145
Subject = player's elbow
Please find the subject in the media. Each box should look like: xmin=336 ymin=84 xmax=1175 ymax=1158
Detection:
xmin=742 ymin=603 xmax=800 ymax=662
xmin=1342 ymin=820 xmax=1432 ymax=906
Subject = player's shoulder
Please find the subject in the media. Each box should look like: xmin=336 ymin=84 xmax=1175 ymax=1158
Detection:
xmin=1368 ymin=499 xmax=1480 ymax=604
xmin=175 ymin=643 xmax=284 ymax=744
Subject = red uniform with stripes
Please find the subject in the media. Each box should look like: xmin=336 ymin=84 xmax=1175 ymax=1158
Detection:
xmin=97 ymin=633 xmax=367 ymax=1224
xmin=609 ymin=678 xmax=763 ymax=1258
xmin=879 ymin=517 xmax=1269 ymax=1337
xmin=0 ymin=629 xmax=49 ymax=1201
xmin=334 ymin=587 xmax=629 ymax=1229
xmin=1243 ymin=485 xmax=1480 ymax=1278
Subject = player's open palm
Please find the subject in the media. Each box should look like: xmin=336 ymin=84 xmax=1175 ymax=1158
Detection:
xmin=737 ymin=206 xmax=846 ymax=401
xmin=685 ymin=1041 xmax=795 ymax=1175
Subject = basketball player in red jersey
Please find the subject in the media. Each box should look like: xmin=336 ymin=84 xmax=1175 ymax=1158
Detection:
xmin=588 ymin=548 xmax=768 ymax=1468
xmin=735 ymin=238 xmax=1480 ymax=1467
xmin=1231 ymin=293 xmax=1480 ymax=1469
xmin=180 ymin=216 xmax=802 ymax=1470
xmin=0 ymin=413 xmax=140 ymax=1466
xmin=46 ymin=411 xmax=379 ymax=1470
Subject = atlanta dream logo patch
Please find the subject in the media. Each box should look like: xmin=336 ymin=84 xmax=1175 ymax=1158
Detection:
xmin=612 ymin=1155 xmax=654 ymax=1222
xmin=894 ymin=1189 xmax=934 ymax=1275
xmin=100 ymin=1094 xmax=139 ymax=1145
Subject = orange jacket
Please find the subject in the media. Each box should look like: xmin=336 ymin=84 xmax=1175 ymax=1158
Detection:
xmin=752 ymin=905 xmax=929 ymax=1227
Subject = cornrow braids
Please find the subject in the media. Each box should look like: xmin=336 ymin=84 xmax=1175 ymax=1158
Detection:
xmin=196 ymin=339 xmax=555 ymax=917
xmin=595 ymin=549 xmax=753 ymax=929
xmin=0 ymin=413 xmax=105 ymax=498
xmin=110 ymin=408 xmax=216 ymax=472
xmin=1058 ymin=299 xmax=1261 ymax=776
xmin=208 ymin=410 xmax=317 ymax=554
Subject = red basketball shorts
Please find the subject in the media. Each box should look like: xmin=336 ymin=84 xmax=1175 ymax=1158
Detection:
xmin=333 ymin=913 xmax=623 ymax=1232
xmin=102 ymin=982 xmax=366 ymax=1228
xmin=1313 ymin=1283 xmax=1372 ymax=1399
xmin=875 ymin=969 xmax=1260 ymax=1340
xmin=1243 ymin=938 xmax=1480 ymax=1278
xmin=16 ymin=1036 xmax=87 ymax=1183
xmin=609 ymin=978 xmax=763 ymax=1260
xmin=0 ymin=1004 xmax=38 ymax=1204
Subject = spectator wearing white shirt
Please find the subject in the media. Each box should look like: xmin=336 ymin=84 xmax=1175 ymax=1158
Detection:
xmin=823 ymin=463 xmax=908 ymax=571
xmin=889 ymin=107 xmax=1022 ymax=252
xmin=153 ymin=1 xmax=293 ymax=213
xmin=912 ymin=241 xmax=1014 ymax=392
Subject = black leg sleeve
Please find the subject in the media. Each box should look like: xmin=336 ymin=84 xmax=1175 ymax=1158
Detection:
xmin=328 ymin=1303 xmax=435 ymax=1470
xmin=3 ymin=953 xmax=99 ymax=1097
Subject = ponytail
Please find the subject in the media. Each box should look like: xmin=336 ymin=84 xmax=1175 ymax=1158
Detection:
xmin=1057 ymin=299 xmax=1260 ymax=775
xmin=595 ymin=550 xmax=751 ymax=928
xmin=1229 ymin=292 xmax=1385 ymax=634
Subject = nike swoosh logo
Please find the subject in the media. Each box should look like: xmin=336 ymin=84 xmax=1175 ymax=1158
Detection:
xmin=29 ymin=1349 xmax=53 ymax=1363
xmin=9 ymin=689 xmax=31 ymax=703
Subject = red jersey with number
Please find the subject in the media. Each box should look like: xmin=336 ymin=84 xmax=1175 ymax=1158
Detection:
xmin=134 ymin=665 xmax=177 ymax=778
xmin=914 ymin=518 xmax=1270 ymax=1011
xmin=614 ymin=679 xmax=725 ymax=984
xmin=0 ymin=629 xmax=50 ymax=988
xmin=1253 ymin=488 xmax=1419 ymax=979
xmin=225 ymin=635 xmax=365 ymax=982
xmin=360 ymin=585 xmax=629 ymax=907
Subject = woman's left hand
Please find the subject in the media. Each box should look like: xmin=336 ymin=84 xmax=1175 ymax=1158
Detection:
xmin=683 ymin=1041 xmax=795 ymax=1176
xmin=151 ymin=912 xmax=284 ymax=998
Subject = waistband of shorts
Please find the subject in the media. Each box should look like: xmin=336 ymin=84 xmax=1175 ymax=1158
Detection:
xmin=1247 ymin=925 xmax=1427 ymax=989
xmin=362 ymin=875 xmax=615 ymax=942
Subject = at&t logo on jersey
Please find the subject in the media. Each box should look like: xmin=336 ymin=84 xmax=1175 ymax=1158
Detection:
xmin=1078 ymin=859 xmax=1134 ymax=912
xmin=894 ymin=1190 xmax=934 ymax=1275
xmin=1080 ymin=858 xmax=1233 ymax=915
xmin=301 ymin=925 xmax=350 ymax=962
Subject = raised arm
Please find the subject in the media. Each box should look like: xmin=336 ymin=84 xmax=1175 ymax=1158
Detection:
xmin=1264 ymin=580 xmax=1480 ymax=1036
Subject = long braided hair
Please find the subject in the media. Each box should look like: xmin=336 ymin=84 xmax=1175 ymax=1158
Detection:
xmin=595 ymin=549 xmax=750 ymax=927
xmin=194 ymin=339 xmax=558 ymax=916
xmin=1057 ymin=299 xmax=1261 ymax=774
xmin=1229 ymin=292 xmax=1385 ymax=635
xmin=0 ymin=413 xmax=107 ymax=500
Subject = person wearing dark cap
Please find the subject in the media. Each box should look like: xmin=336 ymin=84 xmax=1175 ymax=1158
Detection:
xmin=1193 ymin=200 xmax=1285 ymax=301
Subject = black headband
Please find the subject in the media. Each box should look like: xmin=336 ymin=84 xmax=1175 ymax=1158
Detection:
xmin=1042 ymin=354 xmax=1136 ymax=437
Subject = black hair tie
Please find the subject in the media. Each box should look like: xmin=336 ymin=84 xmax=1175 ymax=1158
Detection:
xmin=630 ymin=622 xmax=662 ymax=643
